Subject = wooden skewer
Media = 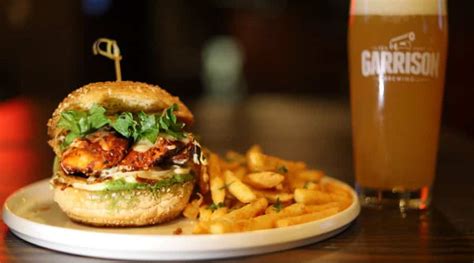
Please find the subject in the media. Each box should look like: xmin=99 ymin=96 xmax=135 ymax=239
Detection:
xmin=92 ymin=38 xmax=123 ymax=81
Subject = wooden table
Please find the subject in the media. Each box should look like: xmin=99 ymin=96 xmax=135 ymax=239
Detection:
xmin=0 ymin=95 xmax=473 ymax=262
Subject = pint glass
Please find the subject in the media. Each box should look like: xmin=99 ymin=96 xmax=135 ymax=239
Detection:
xmin=348 ymin=0 xmax=448 ymax=209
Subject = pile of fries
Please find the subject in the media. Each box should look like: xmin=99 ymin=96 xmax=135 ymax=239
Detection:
xmin=183 ymin=145 xmax=353 ymax=234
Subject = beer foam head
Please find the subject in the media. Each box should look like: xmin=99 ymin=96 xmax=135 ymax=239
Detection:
xmin=351 ymin=0 xmax=447 ymax=15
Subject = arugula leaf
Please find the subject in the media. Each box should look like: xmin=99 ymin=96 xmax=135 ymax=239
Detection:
xmin=157 ymin=104 xmax=185 ymax=139
xmin=62 ymin=132 xmax=80 ymax=149
xmin=168 ymin=104 xmax=178 ymax=123
xmin=88 ymin=105 xmax=109 ymax=129
xmin=58 ymin=110 xmax=90 ymax=149
xmin=111 ymin=112 xmax=136 ymax=138
xmin=136 ymin=112 xmax=159 ymax=142
xmin=58 ymin=103 xmax=186 ymax=149
xmin=139 ymin=129 xmax=159 ymax=144
xmin=159 ymin=117 xmax=169 ymax=130
xmin=58 ymin=106 xmax=110 ymax=149
xmin=57 ymin=110 xmax=84 ymax=134
xmin=137 ymin=111 xmax=156 ymax=131
xmin=78 ymin=116 xmax=90 ymax=134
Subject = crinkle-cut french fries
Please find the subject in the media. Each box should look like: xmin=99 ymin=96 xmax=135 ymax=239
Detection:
xmin=191 ymin=147 xmax=353 ymax=234
xmin=243 ymin=171 xmax=285 ymax=189
xmin=246 ymin=145 xmax=306 ymax=173
xmin=209 ymin=153 xmax=226 ymax=204
xmin=224 ymin=170 xmax=257 ymax=203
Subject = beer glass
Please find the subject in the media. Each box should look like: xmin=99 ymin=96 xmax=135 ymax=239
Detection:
xmin=348 ymin=0 xmax=448 ymax=209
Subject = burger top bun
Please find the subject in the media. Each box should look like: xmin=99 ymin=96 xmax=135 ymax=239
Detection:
xmin=47 ymin=81 xmax=193 ymax=155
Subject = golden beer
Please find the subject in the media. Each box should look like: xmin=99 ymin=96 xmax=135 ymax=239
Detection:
xmin=348 ymin=0 xmax=448 ymax=209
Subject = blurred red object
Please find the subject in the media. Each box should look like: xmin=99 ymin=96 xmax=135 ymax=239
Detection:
xmin=0 ymin=98 xmax=39 ymax=204
xmin=0 ymin=98 xmax=35 ymax=145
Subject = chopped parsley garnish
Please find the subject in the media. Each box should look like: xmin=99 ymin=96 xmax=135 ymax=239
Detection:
xmin=272 ymin=198 xmax=283 ymax=212
xmin=276 ymin=165 xmax=288 ymax=174
xmin=58 ymin=103 xmax=185 ymax=148
xmin=208 ymin=202 xmax=225 ymax=212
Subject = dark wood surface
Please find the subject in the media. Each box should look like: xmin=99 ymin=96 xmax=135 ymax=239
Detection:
xmin=0 ymin=95 xmax=473 ymax=262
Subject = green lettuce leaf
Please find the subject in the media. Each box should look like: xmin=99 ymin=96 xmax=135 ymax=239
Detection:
xmin=58 ymin=103 xmax=186 ymax=149
xmin=88 ymin=105 xmax=109 ymax=129
xmin=111 ymin=112 xmax=136 ymax=138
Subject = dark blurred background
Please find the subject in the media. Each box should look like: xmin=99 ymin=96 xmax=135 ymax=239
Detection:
xmin=0 ymin=0 xmax=473 ymax=136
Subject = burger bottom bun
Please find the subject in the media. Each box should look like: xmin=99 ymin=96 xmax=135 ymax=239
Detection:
xmin=53 ymin=182 xmax=194 ymax=227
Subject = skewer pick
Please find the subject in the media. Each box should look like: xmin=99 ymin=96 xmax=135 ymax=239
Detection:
xmin=92 ymin=38 xmax=123 ymax=81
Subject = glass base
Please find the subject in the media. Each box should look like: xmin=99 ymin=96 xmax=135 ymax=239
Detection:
xmin=356 ymin=185 xmax=432 ymax=211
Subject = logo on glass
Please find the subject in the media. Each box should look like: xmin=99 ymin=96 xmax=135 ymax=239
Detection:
xmin=361 ymin=32 xmax=440 ymax=81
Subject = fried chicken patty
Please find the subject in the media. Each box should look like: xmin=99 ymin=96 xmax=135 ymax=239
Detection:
xmin=60 ymin=129 xmax=197 ymax=177
xmin=119 ymin=138 xmax=181 ymax=171
xmin=60 ymin=130 xmax=129 ymax=176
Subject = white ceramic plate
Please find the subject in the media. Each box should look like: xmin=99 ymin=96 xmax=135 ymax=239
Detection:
xmin=3 ymin=177 xmax=360 ymax=261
